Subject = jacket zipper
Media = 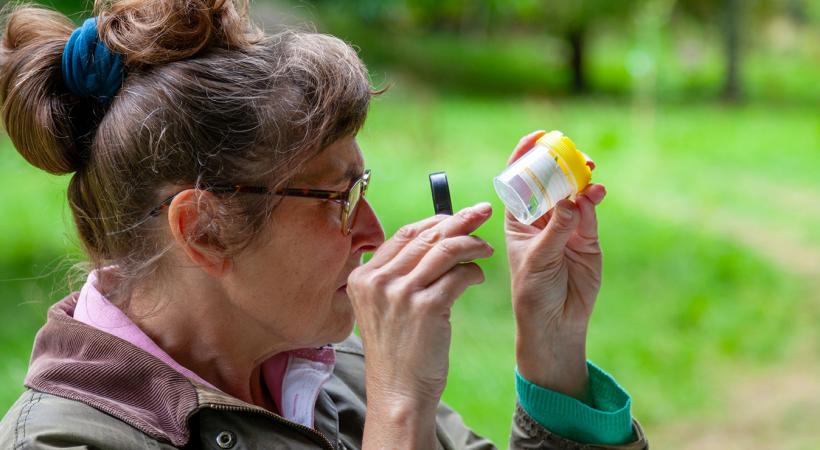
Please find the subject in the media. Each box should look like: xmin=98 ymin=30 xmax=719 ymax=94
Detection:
xmin=203 ymin=403 xmax=335 ymax=449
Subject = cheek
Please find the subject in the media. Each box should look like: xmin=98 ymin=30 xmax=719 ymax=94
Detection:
xmin=283 ymin=241 xmax=353 ymax=343
xmin=245 ymin=204 xmax=352 ymax=337
xmin=285 ymin=221 xmax=350 ymax=301
xmin=305 ymin=240 xmax=350 ymax=293
xmin=302 ymin=212 xmax=351 ymax=278
xmin=272 ymin=203 xmax=349 ymax=271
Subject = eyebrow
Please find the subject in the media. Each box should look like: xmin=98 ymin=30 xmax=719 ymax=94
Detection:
xmin=328 ymin=164 xmax=364 ymax=187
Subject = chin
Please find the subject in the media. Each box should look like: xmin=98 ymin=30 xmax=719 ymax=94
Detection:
xmin=334 ymin=311 xmax=356 ymax=342
xmin=326 ymin=303 xmax=356 ymax=343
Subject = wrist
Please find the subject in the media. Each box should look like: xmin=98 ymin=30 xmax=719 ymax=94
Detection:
xmin=515 ymin=322 xmax=590 ymax=402
xmin=363 ymin=395 xmax=437 ymax=450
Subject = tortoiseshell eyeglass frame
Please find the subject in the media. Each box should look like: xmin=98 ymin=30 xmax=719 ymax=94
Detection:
xmin=146 ymin=169 xmax=371 ymax=236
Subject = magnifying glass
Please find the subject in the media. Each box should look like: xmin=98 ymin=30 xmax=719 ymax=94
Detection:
xmin=429 ymin=172 xmax=453 ymax=215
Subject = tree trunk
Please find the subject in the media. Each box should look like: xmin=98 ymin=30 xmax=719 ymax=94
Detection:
xmin=721 ymin=0 xmax=741 ymax=102
xmin=567 ymin=27 xmax=587 ymax=94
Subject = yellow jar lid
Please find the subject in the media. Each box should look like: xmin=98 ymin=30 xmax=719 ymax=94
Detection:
xmin=537 ymin=130 xmax=592 ymax=191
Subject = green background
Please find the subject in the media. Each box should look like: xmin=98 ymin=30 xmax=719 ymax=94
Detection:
xmin=1 ymin=0 xmax=818 ymax=448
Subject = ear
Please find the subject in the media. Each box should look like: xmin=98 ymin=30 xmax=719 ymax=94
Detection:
xmin=167 ymin=189 xmax=232 ymax=277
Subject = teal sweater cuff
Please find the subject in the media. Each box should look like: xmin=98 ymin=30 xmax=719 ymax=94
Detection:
xmin=515 ymin=361 xmax=634 ymax=445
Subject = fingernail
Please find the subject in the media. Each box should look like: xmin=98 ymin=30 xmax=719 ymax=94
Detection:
xmin=473 ymin=202 xmax=492 ymax=215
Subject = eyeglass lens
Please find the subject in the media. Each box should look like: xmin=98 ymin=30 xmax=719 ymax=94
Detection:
xmin=344 ymin=178 xmax=363 ymax=234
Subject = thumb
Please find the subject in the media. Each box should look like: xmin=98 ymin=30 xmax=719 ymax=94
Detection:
xmin=534 ymin=199 xmax=579 ymax=264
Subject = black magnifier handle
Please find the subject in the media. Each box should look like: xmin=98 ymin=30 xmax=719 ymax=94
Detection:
xmin=429 ymin=171 xmax=453 ymax=215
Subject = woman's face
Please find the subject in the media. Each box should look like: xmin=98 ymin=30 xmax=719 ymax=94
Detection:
xmin=225 ymin=135 xmax=385 ymax=348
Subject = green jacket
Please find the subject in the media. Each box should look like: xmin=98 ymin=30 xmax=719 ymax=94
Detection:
xmin=0 ymin=294 xmax=649 ymax=449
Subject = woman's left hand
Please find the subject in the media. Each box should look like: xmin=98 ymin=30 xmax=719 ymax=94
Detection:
xmin=503 ymin=130 xmax=607 ymax=401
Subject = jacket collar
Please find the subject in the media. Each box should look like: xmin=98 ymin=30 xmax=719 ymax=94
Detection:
xmin=26 ymin=293 xmax=219 ymax=446
xmin=25 ymin=293 xmax=345 ymax=447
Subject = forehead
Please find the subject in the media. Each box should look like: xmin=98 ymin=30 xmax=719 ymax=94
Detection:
xmin=298 ymin=135 xmax=364 ymax=183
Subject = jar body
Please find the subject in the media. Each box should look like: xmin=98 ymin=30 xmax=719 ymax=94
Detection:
xmin=494 ymin=131 xmax=590 ymax=225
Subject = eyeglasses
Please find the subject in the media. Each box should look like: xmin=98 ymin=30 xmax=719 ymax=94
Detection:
xmin=146 ymin=169 xmax=371 ymax=235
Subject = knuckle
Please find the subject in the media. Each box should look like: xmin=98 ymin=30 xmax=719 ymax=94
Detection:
xmin=395 ymin=224 xmax=420 ymax=241
xmin=366 ymin=270 xmax=391 ymax=288
xmin=435 ymin=237 xmax=460 ymax=256
xmin=417 ymin=227 xmax=443 ymax=245
xmin=437 ymin=236 xmax=491 ymax=259
xmin=387 ymin=281 xmax=413 ymax=300
xmin=413 ymin=295 xmax=443 ymax=314
xmin=347 ymin=268 xmax=364 ymax=286
xmin=455 ymin=207 xmax=476 ymax=223
xmin=469 ymin=236 xmax=493 ymax=252
xmin=552 ymin=216 xmax=574 ymax=231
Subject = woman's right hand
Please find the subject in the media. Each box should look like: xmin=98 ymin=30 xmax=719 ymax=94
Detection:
xmin=347 ymin=202 xmax=494 ymax=449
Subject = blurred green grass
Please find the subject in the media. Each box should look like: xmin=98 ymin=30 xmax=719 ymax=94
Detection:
xmin=1 ymin=88 xmax=818 ymax=446
xmin=358 ymin=89 xmax=818 ymax=445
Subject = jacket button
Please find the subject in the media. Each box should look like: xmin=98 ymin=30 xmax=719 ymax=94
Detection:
xmin=215 ymin=430 xmax=236 ymax=449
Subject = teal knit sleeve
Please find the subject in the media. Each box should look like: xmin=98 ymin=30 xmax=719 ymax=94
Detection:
xmin=515 ymin=361 xmax=634 ymax=445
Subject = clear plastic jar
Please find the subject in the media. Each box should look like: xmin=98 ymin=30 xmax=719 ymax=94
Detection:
xmin=494 ymin=130 xmax=593 ymax=225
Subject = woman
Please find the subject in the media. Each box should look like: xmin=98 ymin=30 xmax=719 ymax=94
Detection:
xmin=0 ymin=0 xmax=648 ymax=448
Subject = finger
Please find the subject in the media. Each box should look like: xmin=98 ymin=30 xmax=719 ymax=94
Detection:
xmin=506 ymin=184 xmax=604 ymax=230
xmin=529 ymin=209 xmax=552 ymax=230
xmin=532 ymin=199 xmax=581 ymax=264
xmin=406 ymin=235 xmax=494 ymax=287
xmin=366 ymin=214 xmax=450 ymax=268
xmin=574 ymin=192 xmax=600 ymax=241
xmin=505 ymin=205 xmax=552 ymax=230
xmin=581 ymin=152 xmax=596 ymax=171
xmin=536 ymin=185 xmax=603 ymax=229
xmin=421 ymin=262 xmax=484 ymax=309
xmin=580 ymin=183 xmax=606 ymax=206
xmin=507 ymin=130 xmax=547 ymax=165
xmin=382 ymin=202 xmax=492 ymax=275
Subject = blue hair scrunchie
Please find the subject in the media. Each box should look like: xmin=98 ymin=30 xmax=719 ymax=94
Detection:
xmin=61 ymin=17 xmax=125 ymax=103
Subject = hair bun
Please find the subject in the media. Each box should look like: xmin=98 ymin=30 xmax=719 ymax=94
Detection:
xmin=0 ymin=6 xmax=89 ymax=174
xmin=0 ymin=0 xmax=262 ymax=177
xmin=97 ymin=0 xmax=262 ymax=67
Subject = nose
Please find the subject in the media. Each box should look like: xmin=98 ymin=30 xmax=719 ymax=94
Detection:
xmin=350 ymin=198 xmax=385 ymax=254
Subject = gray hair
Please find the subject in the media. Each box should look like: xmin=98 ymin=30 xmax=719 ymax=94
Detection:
xmin=0 ymin=0 xmax=378 ymax=305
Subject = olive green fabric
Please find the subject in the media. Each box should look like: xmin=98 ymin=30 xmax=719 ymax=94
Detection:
xmin=1 ymin=294 xmax=649 ymax=449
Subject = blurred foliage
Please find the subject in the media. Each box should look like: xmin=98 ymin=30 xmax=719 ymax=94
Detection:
xmin=12 ymin=0 xmax=819 ymax=101
xmin=299 ymin=0 xmax=819 ymax=102
xmin=1 ymin=0 xmax=819 ymax=448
